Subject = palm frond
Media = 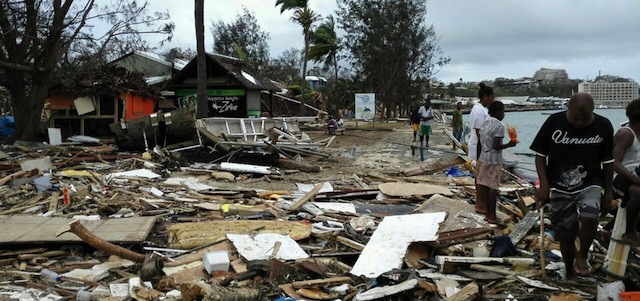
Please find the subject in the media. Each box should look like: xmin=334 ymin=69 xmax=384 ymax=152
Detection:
xmin=275 ymin=0 xmax=308 ymax=13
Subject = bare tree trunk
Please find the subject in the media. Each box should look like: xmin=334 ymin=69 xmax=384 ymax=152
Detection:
xmin=299 ymin=31 xmax=310 ymax=116
xmin=6 ymin=71 xmax=48 ymax=142
xmin=195 ymin=0 xmax=208 ymax=118
xmin=333 ymin=53 xmax=339 ymax=113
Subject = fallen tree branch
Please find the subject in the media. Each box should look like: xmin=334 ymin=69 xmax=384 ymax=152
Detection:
xmin=56 ymin=220 xmax=146 ymax=263
xmin=180 ymin=282 xmax=260 ymax=301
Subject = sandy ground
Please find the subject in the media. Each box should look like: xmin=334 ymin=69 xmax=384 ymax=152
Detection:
xmin=196 ymin=120 xmax=461 ymax=192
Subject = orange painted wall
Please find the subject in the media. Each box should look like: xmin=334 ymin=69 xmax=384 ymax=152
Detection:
xmin=48 ymin=95 xmax=76 ymax=110
xmin=123 ymin=93 xmax=155 ymax=121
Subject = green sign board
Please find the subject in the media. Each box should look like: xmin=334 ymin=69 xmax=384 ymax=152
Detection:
xmin=176 ymin=89 xmax=247 ymax=117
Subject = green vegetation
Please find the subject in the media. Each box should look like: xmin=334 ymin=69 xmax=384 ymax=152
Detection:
xmin=451 ymin=80 xmax=580 ymax=99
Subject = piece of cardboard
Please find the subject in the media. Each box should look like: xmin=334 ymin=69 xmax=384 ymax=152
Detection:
xmin=47 ymin=128 xmax=62 ymax=145
xmin=74 ymin=96 xmax=95 ymax=115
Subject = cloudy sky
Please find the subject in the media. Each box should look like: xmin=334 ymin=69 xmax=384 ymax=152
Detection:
xmin=146 ymin=0 xmax=640 ymax=84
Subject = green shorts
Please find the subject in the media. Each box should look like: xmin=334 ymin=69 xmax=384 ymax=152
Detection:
xmin=419 ymin=125 xmax=431 ymax=136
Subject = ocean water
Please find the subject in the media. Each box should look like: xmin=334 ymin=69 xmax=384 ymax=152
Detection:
xmin=463 ymin=108 xmax=627 ymax=180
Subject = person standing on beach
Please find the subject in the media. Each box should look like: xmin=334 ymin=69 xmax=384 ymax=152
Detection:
xmin=418 ymin=98 xmax=434 ymax=147
xmin=452 ymin=102 xmax=463 ymax=149
xmin=476 ymin=101 xmax=517 ymax=224
xmin=469 ymin=83 xmax=495 ymax=214
xmin=530 ymin=92 xmax=614 ymax=279
xmin=410 ymin=106 xmax=421 ymax=142
xmin=612 ymin=98 xmax=640 ymax=245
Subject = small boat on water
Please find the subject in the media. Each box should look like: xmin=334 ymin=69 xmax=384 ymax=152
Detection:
xmin=598 ymin=104 xmax=609 ymax=109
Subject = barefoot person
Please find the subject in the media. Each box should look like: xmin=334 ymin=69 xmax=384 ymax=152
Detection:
xmin=476 ymin=101 xmax=517 ymax=224
xmin=469 ymin=83 xmax=495 ymax=214
xmin=530 ymin=92 xmax=614 ymax=279
xmin=451 ymin=102 xmax=463 ymax=150
xmin=613 ymin=98 xmax=640 ymax=245
xmin=417 ymin=98 xmax=434 ymax=148
xmin=410 ymin=106 xmax=421 ymax=142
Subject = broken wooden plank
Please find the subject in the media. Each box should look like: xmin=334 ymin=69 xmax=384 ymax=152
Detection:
xmin=168 ymin=220 xmax=311 ymax=249
xmin=290 ymin=183 xmax=323 ymax=211
xmin=509 ymin=210 xmax=539 ymax=245
xmin=353 ymin=174 xmax=370 ymax=189
xmin=355 ymin=279 xmax=418 ymax=301
xmin=0 ymin=215 xmax=156 ymax=245
xmin=296 ymin=288 xmax=339 ymax=300
xmin=436 ymin=228 xmax=493 ymax=244
xmin=291 ymin=276 xmax=353 ymax=289
xmin=435 ymin=256 xmax=535 ymax=273
xmin=378 ymin=182 xmax=453 ymax=197
xmin=0 ymin=200 xmax=53 ymax=215
xmin=196 ymin=127 xmax=230 ymax=152
xmin=447 ymin=282 xmax=479 ymax=301
xmin=17 ymin=250 xmax=66 ymax=260
xmin=469 ymin=264 xmax=516 ymax=276
xmin=335 ymin=236 xmax=365 ymax=251
xmin=48 ymin=191 xmax=59 ymax=212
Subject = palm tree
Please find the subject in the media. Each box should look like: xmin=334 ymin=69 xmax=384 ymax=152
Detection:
xmin=195 ymin=0 xmax=207 ymax=118
xmin=275 ymin=0 xmax=321 ymax=115
xmin=308 ymin=15 xmax=340 ymax=112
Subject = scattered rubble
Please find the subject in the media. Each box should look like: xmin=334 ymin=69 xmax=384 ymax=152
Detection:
xmin=0 ymin=118 xmax=637 ymax=301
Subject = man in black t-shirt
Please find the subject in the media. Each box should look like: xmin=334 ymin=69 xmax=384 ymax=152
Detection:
xmin=530 ymin=92 xmax=614 ymax=279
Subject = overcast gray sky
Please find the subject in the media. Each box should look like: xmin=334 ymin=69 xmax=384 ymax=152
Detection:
xmin=147 ymin=0 xmax=640 ymax=84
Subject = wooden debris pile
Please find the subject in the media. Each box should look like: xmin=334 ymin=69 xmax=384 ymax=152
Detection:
xmin=0 ymin=133 xmax=634 ymax=301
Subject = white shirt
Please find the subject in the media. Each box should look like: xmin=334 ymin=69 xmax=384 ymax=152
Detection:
xmin=467 ymin=102 xmax=489 ymax=160
xmin=469 ymin=103 xmax=489 ymax=132
xmin=418 ymin=106 xmax=434 ymax=126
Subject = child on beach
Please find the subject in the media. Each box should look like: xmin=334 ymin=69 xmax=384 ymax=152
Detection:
xmin=410 ymin=106 xmax=421 ymax=142
xmin=476 ymin=101 xmax=517 ymax=224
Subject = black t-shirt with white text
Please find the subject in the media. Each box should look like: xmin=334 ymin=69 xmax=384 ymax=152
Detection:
xmin=530 ymin=111 xmax=614 ymax=193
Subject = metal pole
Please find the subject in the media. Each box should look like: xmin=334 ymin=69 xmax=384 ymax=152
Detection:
xmin=540 ymin=207 xmax=546 ymax=278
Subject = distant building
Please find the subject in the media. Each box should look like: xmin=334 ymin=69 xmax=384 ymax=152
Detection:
xmin=578 ymin=81 xmax=640 ymax=108
xmin=497 ymin=96 xmax=530 ymax=104
xmin=533 ymin=68 xmax=568 ymax=82
xmin=305 ymin=76 xmax=327 ymax=90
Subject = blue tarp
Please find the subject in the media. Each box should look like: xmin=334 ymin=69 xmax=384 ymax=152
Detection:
xmin=446 ymin=166 xmax=473 ymax=177
xmin=0 ymin=116 xmax=14 ymax=136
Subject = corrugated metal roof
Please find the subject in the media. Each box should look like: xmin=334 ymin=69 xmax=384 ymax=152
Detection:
xmin=168 ymin=53 xmax=281 ymax=92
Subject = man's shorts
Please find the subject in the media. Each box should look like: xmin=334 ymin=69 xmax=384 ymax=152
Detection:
xmin=613 ymin=165 xmax=640 ymax=207
xmin=547 ymin=186 xmax=601 ymax=241
xmin=419 ymin=125 xmax=431 ymax=136
xmin=412 ymin=123 xmax=419 ymax=132
xmin=476 ymin=161 xmax=502 ymax=190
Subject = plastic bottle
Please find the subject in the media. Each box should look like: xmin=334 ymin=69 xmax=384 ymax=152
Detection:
xmin=40 ymin=268 xmax=61 ymax=282
xmin=507 ymin=125 xmax=517 ymax=142
xmin=76 ymin=290 xmax=91 ymax=301
xmin=61 ymin=185 xmax=70 ymax=206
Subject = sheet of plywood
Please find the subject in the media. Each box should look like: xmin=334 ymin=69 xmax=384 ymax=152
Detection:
xmin=378 ymin=182 xmax=452 ymax=197
xmin=415 ymin=194 xmax=508 ymax=232
xmin=0 ymin=215 xmax=156 ymax=245
xmin=350 ymin=212 xmax=446 ymax=278
xmin=168 ymin=220 xmax=311 ymax=249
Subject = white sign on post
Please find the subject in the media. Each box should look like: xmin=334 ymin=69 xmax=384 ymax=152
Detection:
xmin=355 ymin=93 xmax=375 ymax=120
